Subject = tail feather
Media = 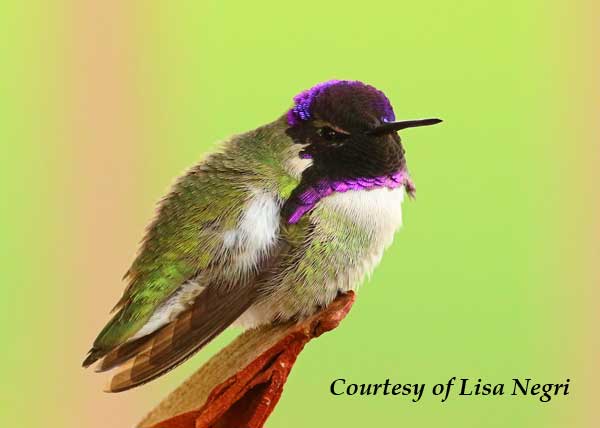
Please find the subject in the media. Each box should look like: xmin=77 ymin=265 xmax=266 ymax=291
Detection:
xmin=103 ymin=285 xmax=256 ymax=392
xmin=94 ymin=334 xmax=155 ymax=372
xmin=82 ymin=348 xmax=105 ymax=368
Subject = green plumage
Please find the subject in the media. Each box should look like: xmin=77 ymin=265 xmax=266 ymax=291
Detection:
xmin=90 ymin=117 xmax=300 ymax=354
xmin=83 ymin=80 xmax=437 ymax=392
xmin=85 ymin=113 xmax=399 ymax=375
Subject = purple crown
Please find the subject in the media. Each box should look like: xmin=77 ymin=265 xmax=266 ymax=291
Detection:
xmin=287 ymin=80 xmax=396 ymax=126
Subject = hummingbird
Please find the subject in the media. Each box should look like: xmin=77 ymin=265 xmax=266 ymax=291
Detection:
xmin=83 ymin=80 xmax=441 ymax=392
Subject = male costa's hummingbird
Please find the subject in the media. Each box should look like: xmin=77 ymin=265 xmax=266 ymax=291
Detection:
xmin=83 ymin=80 xmax=441 ymax=392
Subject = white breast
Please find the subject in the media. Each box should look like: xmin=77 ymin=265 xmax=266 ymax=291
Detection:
xmin=321 ymin=186 xmax=405 ymax=246
xmin=318 ymin=186 xmax=406 ymax=296
xmin=237 ymin=186 xmax=406 ymax=329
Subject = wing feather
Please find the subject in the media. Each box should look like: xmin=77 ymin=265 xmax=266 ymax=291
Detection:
xmin=100 ymin=237 xmax=291 ymax=392
xmin=105 ymin=284 xmax=256 ymax=392
xmin=83 ymin=120 xmax=302 ymax=379
xmin=83 ymin=162 xmax=251 ymax=367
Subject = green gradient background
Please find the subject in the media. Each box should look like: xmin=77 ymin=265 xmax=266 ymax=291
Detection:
xmin=1 ymin=1 xmax=597 ymax=427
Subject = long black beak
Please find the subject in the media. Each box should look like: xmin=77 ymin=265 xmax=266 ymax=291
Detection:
xmin=367 ymin=118 xmax=442 ymax=136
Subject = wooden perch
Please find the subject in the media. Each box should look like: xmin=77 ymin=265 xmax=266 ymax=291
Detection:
xmin=137 ymin=291 xmax=355 ymax=428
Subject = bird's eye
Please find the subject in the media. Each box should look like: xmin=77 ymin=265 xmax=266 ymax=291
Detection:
xmin=317 ymin=126 xmax=349 ymax=142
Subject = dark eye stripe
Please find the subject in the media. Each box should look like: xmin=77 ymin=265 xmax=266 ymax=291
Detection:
xmin=317 ymin=127 xmax=349 ymax=142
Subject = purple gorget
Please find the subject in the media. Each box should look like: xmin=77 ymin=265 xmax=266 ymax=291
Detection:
xmin=287 ymin=169 xmax=415 ymax=224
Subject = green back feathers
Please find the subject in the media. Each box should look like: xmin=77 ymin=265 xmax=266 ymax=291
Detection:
xmin=92 ymin=171 xmax=248 ymax=351
xmin=88 ymin=118 xmax=298 ymax=356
